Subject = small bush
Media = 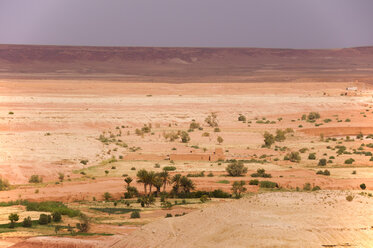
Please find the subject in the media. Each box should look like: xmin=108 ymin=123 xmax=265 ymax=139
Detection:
xmin=52 ymin=212 xmax=62 ymax=222
xmin=163 ymin=166 xmax=176 ymax=171
xmin=130 ymin=211 xmax=140 ymax=219
xmin=259 ymin=181 xmax=278 ymax=188
xmin=225 ymin=161 xmax=248 ymax=177
xmin=312 ymin=186 xmax=321 ymax=191
xmin=29 ymin=175 xmax=43 ymax=183
xmin=344 ymin=158 xmax=355 ymax=164
xmin=38 ymin=214 xmax=50 ymax=225
xmin=346 ymin=195 xmax=354 ymax=201
xmin=80 ymin=160 xmax=88 ymax=165
xmin=238 ymin=115 xmax=246 ymax=122
xmin=360 ymin=183 xmax=366 ymax=190
xmin=103 ymin=192 xmax=112 ymax=201
xmin=318 ymin=158 xmax=327 ymax=166
xmin=287 ymin=152 xmax=301 ymax=163
xmin=250 ymin=168 xmax=271 ymax=178
xmin=22 ymin=216 xmax=32 ymax=227
xmin=303 ymin=183 xmax=311 ymax=191
xmin=249 ymin=179 xmax=259 ymax=185
xmin=165 ymin=213 xmax=172 ymax=218
xmin=200 ymin=195 xmax=209 ymax=203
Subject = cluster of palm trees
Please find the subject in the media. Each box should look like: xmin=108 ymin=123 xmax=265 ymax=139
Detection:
xmin=134 ymin=169 xmax=195 ymax=196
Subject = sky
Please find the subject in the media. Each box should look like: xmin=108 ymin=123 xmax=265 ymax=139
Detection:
xmin=0 ymin=0 xmax=372 ymax=49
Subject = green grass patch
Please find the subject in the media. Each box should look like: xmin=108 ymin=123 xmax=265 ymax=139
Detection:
xmin=90 ymin=208 xmax=141 ymax=214
xmin=217 ymin=180 xmax=230 ymax=184
xmin=0 ymin=200 xmax=80 ymax=217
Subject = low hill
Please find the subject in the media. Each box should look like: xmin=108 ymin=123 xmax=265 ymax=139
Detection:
xmin=0 ymin=45 xmax=373 ymax=82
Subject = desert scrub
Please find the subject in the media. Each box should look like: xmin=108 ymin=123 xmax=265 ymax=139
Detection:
xmin=163 ymin=166 xmax=176 ymax=171
xmin=225 ymin=161 xmax=248 ymax=177
xmin=285 ymin=152 xmax=301 ymax=163
xmin=344 ymin=158 xmax=355 ymax=164
xmin=249 ymin=179 xmax=259 ymax=185
xmin=28 ymin=175 xmax=43 ymax=183
xmin=130 ymin=211 xmax=141 ymax=218
xmin=316 ymin=170 xmax=330 ymax=176
xmin=346 ymin=195 xmax=354 ymax=201
xmin=318 ymin=158 xmax=327 ymax=166
xmin=250 ymin=168 xmax=271 ymax=178
xmin=0 ymin=178 xmax=10 ymax=191
xmin=259 ymin=181 xmax=278 ymax=189
xmin=238 ymin=114 xmax=246 ymax=122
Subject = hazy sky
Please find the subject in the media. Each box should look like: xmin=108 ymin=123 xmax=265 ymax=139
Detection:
xmin=0 ymin=0 xmax=372 ymax=48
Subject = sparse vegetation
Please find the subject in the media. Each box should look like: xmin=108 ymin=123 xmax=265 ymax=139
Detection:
xmin=29 ymin=175 xmax=43 ymax=183
xmin=226 ymin=161 xmax=248 ymax=177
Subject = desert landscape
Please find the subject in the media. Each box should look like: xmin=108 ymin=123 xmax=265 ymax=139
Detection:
xmin=0 ymin=45 xmax=372 ymax=247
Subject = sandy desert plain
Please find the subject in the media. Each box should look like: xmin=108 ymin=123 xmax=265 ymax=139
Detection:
xmin=0 ymin=45 xmax=372 ymax=247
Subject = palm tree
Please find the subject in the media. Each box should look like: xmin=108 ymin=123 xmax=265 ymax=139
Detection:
xmin=180 ymin=176 xmax=195 ymax=193
xmin=147 ymin=171 xmax=157 ymax=195
xmin=124 ymin=176 xmax=133 ymax=188
xmin=152 ymin=175 xmax=163 ymax=196
xmin=171 ymin=174 xmax=182 ymax=194
xmin=158 ymin=170 xmax=170 ymax=192
xmin=136 ymin=169 xmax=149 ymax=195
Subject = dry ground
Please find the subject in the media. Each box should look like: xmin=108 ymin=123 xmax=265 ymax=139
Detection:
xmin=0 ymin=79 xmax=373 ymax=247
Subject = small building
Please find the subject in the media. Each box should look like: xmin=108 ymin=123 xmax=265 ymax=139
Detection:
xmin=346 ymin=87 xmax=357 ymax=91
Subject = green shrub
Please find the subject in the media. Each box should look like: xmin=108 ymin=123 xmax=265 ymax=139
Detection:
xmin=0 ymin=178 xmax=10 ymax=191
xmin=52 ymin=212 xmax=62 ymax=222
xmin=200 ymin=195 xmax=209 ymax=203
xmin=308 ymin=153 xmax=316 ymax=160
xmin=211 ymin=189 xmax=230 ymax=198
xmin=187 ymin=171 xmax=205 ymax=177
xmin=103 ymin=192 xmax=112 ymax=201
xmin=163 ymin=166 xmax=176 ymax=171
xmin=287 ymin=152 xmax=301 ymax=162
xmin=180 ymin=131 xmax=190 ymax=143
xmin=250 ymin=168 xmax=271 ymax=178
xmin=225 ymin=161 xmax=248 ymax=177
xmin=259 ymin=181 xmax=278 ymax=188
xmin=360 ymin=183 xmax=366 ymax=190
xmin=312 ymin=186 xmax=321 ymax=191
xmin=165 ymin=213 xmax=172 ymax=218
xmin=307 ymin=112 xmax=320 ymax=121
xmin=263 ymin=131 xmax=275 ymax=148
xmin=80 ymin=160 xmax=88 ymax=165
xmin=346 ymin=195 xmax=354 ymax=201
xmin=130 ymin=211 xmax=140 ymax=219
xmin=8 ymin=213 xmax=19 ymax=228
xmin=303 ymin=183 xmax=311 ymax=191
xmin=22 ymin=216 xmax=32 ymax=227
xmin=25 ymin=201 xmax=80 ymax=217
xmin=249 ymin=179 xmax=259 ymax=185
xmin=318 ymin=159 xmax=327 ymax=166
xmin=316 ymin=169 xmax=330 ymax=176
xmin=299 ymin=148 xmax=308 ymax=153
xmin=344 ymin=158 xmax=355 ymax=164
xmin=38 ymin=214 xmax=50 ymax=225
xmin=189 ymin=121 xmax=201 ymax=130
xmin=29 ymin=175 xmax=43 ymax=183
